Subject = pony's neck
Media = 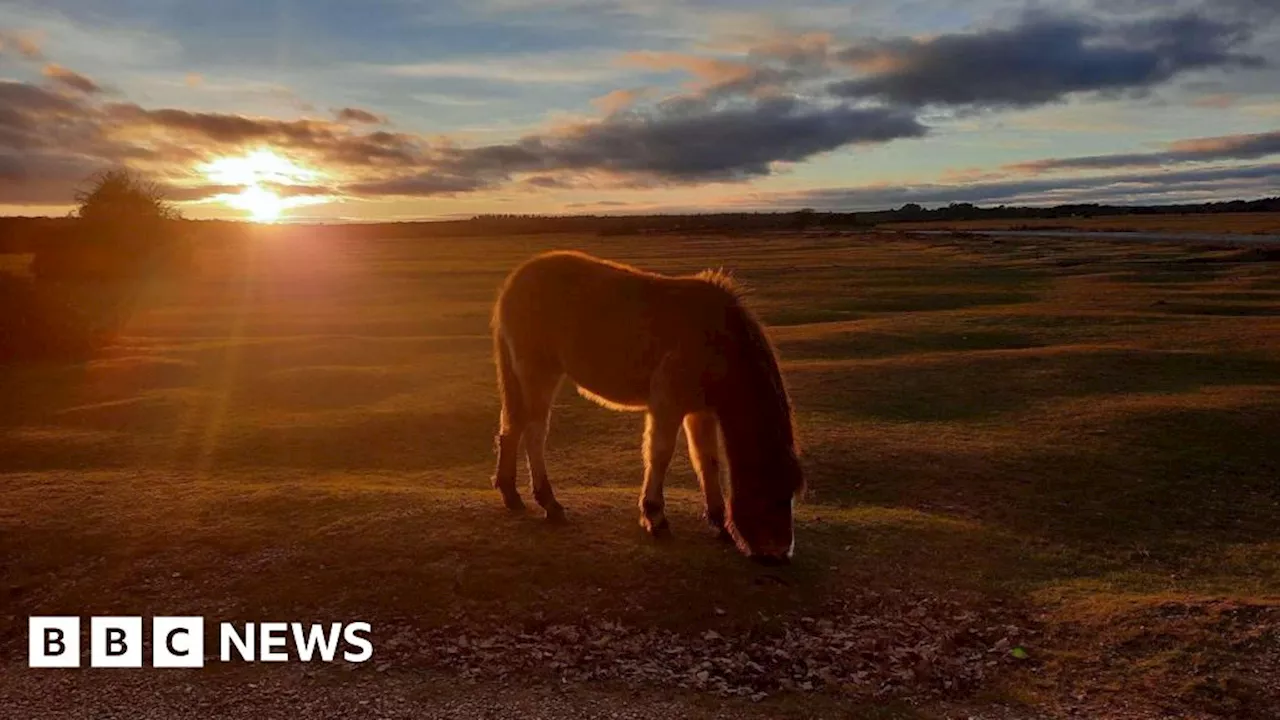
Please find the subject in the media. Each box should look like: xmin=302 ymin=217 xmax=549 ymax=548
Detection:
xmin=715 ymin=380 xmax=795 ymax=460
xmin=710 ymin=304 xmax=797 ymax=481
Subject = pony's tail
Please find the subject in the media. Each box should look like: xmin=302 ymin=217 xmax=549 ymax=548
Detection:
xmin=494 ymin=325 xmax=526 ymax=432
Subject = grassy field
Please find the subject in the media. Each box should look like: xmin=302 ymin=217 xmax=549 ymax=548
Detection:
xmin=882 ymin=211 xmax=1280 ymax=235
xmin=1 ymin=229 xmax=1278 ymax=718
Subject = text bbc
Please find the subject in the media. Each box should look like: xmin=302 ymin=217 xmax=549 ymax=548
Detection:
xmin=29 ymin=617 xmax=373 ymax=668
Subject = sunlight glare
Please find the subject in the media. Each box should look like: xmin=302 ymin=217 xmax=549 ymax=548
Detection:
xmin=227 ymin=185 xmax=285 ymax=222
xmin=199 ymin=148 xmax=325 ymax=223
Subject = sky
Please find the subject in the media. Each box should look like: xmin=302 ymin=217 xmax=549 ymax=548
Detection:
xmin=0 ymin=0 xmax=1278 ymax=222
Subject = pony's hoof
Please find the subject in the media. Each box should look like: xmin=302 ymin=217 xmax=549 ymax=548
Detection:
xmin=544 ymin=503 xmax=567 ymax=524
xmin=641 ymin=515 xmax=671 ymax=538
xmin=703 ymin=510 xmax=727 ymax=534
xmin=498 ymin=493 xmax=525 ymax=512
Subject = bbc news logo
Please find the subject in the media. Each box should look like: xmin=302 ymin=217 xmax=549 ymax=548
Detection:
xmin=29 ymin=617 xmax=373 ymax=668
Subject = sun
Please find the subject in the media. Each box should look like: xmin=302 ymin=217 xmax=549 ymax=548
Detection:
xmin=197 ymin=148 xmax=326 ymax=222
xmin=228 ymin=185 xmax=285 ymax=223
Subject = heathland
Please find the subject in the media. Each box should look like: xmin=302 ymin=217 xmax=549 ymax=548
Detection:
xmin=1 ymin=227 xmax=1277 ymax=719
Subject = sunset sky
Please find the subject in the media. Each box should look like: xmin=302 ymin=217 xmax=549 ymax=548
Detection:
xmin=1 ymin=0 xmax=1277 ymax=222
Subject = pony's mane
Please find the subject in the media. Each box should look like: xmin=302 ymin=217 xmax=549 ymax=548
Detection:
xmin=715 ymin=294 xmax=805 ymax=495
xmin=693 ymin=267 xmax=744 ymax=297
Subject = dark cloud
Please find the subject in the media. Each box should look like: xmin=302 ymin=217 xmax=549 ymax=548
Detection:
xmin=337 ymin=95 xmax=925 ymax=198
xmin=344 ymin=173 xmax=491 ymax=197
xmin=0 ymin=81 xmax=118 ymax=204
xmin=0 ymin=150 xmax=110 ymax=204
xmin=733 ymin=163 xmax=1280 ymax=212
xmin=1106 ymin=0 xmax=1280 ymax=21
xmin=103 ymin=105 xmax=422 ymax=167
xmin=429 ymin=96 xmax=926 ymax=185
xmin=106 ymin=104 xmax=335 ymax=146
xmin=42 ymin=64 xmax=102 ymax=94
xmin=0 ymin=81 xmax=84 ymax=127
xmin=521 ymin=175 xmax=572 ymax=189
xmin=830 ymin=12 xmax=1266 ymax=109
xmin=334 ymin=107 xmax=386 ymax=125
xmin=1007 ymin=130 xmax=1280 ymax=173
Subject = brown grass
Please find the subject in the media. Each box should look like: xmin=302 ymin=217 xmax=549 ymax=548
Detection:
xmin=1 ymin=228 xmax=1278 ymax=718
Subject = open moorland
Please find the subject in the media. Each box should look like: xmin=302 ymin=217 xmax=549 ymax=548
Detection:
xmin=1 ymin=229 xmax=1278 ymax=719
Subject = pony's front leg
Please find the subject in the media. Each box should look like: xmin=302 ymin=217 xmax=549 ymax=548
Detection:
xmin=684 ymin=411 xmax=729 ymax=541
xmin=640 ymin=409 xmax=681 ymax=537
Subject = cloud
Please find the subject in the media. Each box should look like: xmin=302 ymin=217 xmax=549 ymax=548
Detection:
xmin=334 ymin=107 xmax=386 ymax=125
xmin=42 ymin=64 xmax=102 ymax=94
xmin=590 ymin=88 xmax=652 ymax=114
xmin=367 ymin=53 xmax=624 ymax=84
xmin=0 ymin=29 xmax=42 ymax=59
xmin=344 ymin=173 xmax=491 ymax=197
xmin=102 ymin=104 xmax=423 ymax=167
xmin=721 ymin=163 xmax=1280 ymax=212
xmin=348 ymin=95 xmax=927 ymax=196
xmin=616 ymin=36 xmax=833 ymax=100
xmin=830 ymin=11 xmax=1266 ymax=109
xmin=0 ymin=7 xmax=1272 ymax=213
xmin=0 ymin=81 xmax=121 ymax=203
xmin=1007 ymin=130 xmax=1280 ymax=173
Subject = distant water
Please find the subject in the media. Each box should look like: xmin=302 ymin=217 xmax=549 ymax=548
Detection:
xmin=899 ymin=229 xmax=1280 ymax=246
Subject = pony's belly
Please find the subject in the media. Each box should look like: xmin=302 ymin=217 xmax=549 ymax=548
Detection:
xmin=557 ymin=330 xmax=658 ymax=410
xmin=567 ymin=364 xmax=652 ymax=408
xmin=574 ymin=383 xmax=650 ymax=412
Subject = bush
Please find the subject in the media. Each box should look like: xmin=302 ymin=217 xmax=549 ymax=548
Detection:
xmin=32 ymin=169 xmax=193 ymax=284
xmin=6 ymin=169 xmax=191 ymax=365
xmin=0 ymin=273 xmax=102 ymax=364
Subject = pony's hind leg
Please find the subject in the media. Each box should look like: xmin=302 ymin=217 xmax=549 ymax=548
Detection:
xmin=492 ymin=332 xmax=527 ymax=511
xmin=684 ymin=411 xmax=728 ymax=540
xmin=522 ymin=367 xmax=567 ymax=523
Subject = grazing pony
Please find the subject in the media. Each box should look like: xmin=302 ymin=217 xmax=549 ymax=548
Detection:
xmin=489 ymin=250 xmax=803 ymax=564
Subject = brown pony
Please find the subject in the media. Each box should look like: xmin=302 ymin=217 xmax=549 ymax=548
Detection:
xmin=489 ymin=250 xmax=804 ymax=564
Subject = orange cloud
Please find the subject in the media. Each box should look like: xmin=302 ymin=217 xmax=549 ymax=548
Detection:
xmin=590 ymin=88 xmax=651 ymax=115
xmin=42 ymin=64 xmax=102 ymax=94
xmin=617 ymin=51 xmax=755 ymax=88
xmin=0 ymin=30 xmax=43 ymax=60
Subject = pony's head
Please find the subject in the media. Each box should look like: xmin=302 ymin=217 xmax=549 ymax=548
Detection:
xmin=708 ymin=284 xmax=805 ymax=565
xmin=725 ymin=446 xmax=803 ymax=565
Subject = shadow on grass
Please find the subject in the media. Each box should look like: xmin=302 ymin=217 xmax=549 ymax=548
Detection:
xmin=776 ymin=329 xmax=1044 ymax=362
xmin=0 ymin=483 xmax=1047 ymax=649
xmin=787 ymin=348 xmax=1280 ymax=423
xmin=800 ymin=397 xmax=1280 ymax=568
xmin=758 ymin=291 xmax=1041 ymax=327
xmin=1015 ymin=402 xmax=1280 ymax=551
